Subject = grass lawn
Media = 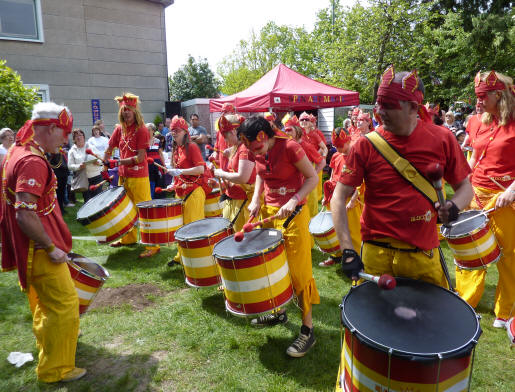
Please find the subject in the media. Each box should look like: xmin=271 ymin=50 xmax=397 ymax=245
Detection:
xmin=1 ymin=194 xmax=514 ymax=391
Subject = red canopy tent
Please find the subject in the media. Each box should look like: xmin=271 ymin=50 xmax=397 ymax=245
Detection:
xmin=209 ymin=63 xmax=359 ymax=112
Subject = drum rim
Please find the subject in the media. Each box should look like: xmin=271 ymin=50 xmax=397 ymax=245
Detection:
xmin=174 ymin=217 xmax=232 ymax=241
xmin=68 ymin=253 xmax=110 ymax=281
xmin=340 ymin=278 xmax=482 ymax=360
xmin=440 ymin=210 xmax=489 ymax=239
xmin=308 ymin=211 xmax=335 ymax=235
xmin=213 ymin=228 xmax=284 ymax=260
xmin=224 ymin=296 xmax=293 ymax=317
xmin=136 ymin=198 xmax=182 ymax=208
xmin=77 ymin=186 xmax=126 ymax=223
xmin=453 ymin=253 xmax=502 ymax=270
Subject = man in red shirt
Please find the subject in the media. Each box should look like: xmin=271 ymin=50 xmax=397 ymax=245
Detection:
xmin=1 ymin=102 xmax=85 ymax=382
xmin=103 ymin=93 xmax=158 ymax=258
xmin=332 ymin=66 xmax=473 ymax=285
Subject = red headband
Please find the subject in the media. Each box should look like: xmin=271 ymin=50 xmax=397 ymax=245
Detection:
xmin=351 ymin=108 xmax=361 ymax=116
xmin=299 ymin=112 xmax=310 ymax=121
xmin=218 ymin=114 xmax=244 ymax=134
xmin=16 ymin=109 xmax=73 ymax=145
xmin=283 ymin=115 xmax=300 ymax=130
xmin=474 ymin=70 xmax=513 ymax=96
xmin=357 ymin=112 xmax=371 ymax=123
xmin=115 ymin=94 xmax=138 ymax=108
xmin=331 ymin=128 xmax=350 ymax=148
xmin=221 ymin=103 xmax=236 ymax=114
xmin=171 ymin=115 xmax=189 ymax=131
xmin=264 ymin=112 xmax=276 ymax=121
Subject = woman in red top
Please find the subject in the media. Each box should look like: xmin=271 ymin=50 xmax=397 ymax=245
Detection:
xmin=212 ymin=114 xmax=256 ymax=232
xmin=168 ymin=115 xmax=211 ymax=264
xmin=456 ymin=71 xmax=515 ymax=328
xmin=241 ymin=116 xmax=319 ymax=358
xmin=356 ymin=112 xmax=374 ymax=136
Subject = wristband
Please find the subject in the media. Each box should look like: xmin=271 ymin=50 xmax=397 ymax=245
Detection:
xmin=292 ymin=193 xmax=301 ymax=203
xmin=14 ymin=201 xmax=37 ymax=211
xmin=44 ymin=243 xmax=56 ymax=254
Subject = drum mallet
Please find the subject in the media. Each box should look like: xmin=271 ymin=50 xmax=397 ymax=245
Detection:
xmin=234 ymin=215 xmax=257 ymax=242
xmin=89 ymin=176 xmax=113 ymax=191
xmin=426 ymin=163 xmax=447 ymax=208
xmin=154 ymin=185 xmax=176 ymax=194
xmin=448 ymin=207 xmax=496 ymax=228
xmin=85 ymin=148 xmax=104 ymax=162
xmin=147 ymin=157 xmax=167 ymax=171
xmin=358 ymin=272 xmax=396 ymax=290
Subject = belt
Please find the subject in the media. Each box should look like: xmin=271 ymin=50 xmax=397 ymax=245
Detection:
xmin=489 ymin=175 xmax=515 ymax=181
xmin=366 ymin=240 xmax=421 ymax=253
xmin=268 ymin=186 xmax=296 ymax=196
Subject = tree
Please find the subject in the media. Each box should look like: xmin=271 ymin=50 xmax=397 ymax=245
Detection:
xmin=168 ymin=56 xmax=220 ymax=101
xmin=0 ymin=60 xmax=38 ymax=130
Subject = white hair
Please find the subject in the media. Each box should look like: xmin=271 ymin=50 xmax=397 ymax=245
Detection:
xmin=31 ymin=102 xmax=71 ymax=120
xmin=0 ymin=127 xmax=14 ymax=139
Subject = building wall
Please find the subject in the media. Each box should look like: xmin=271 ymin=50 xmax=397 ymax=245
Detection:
xmin=0 ymin=0 xmax=169 ymax=136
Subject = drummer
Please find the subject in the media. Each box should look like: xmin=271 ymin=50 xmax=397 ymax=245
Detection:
xmin=103 ymin=93 xmax=159 ymax=259
xmin=318 ymin=127 xmax=362 ymax=267
xmin=308 ymin=113 xmax=327 ymax=202
xmin=332 ymin=65 xmax=473 ymax=287
xmin=212 ymin=114 xmax=256 ymax=232
xmin=241 ymin=116 xmax=320 ymax=358
xmin=168 ymin=115 xmax=212 ymax=265
xmin=211 ymin=103 xmax=236 ymax=171
xmin=1 ymin=102 xmax=85 ymax=382
xmin=456 ymin=71 xmax=515 ymax=329
xmin=283 ymin=115 xmax=325 ymax=221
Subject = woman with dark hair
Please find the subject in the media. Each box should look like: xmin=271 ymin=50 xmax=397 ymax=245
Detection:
xmin=146 ymin=123 xmax=166 ymax=198
xmin=456 ymin=70 xmax=515 ymax=329
xmin=241 ymin=115 xmax=319 ymax=358
xmin=168 ymin=115 xmax=211 ymax=265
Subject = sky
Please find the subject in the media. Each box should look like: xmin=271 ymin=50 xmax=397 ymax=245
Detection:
xmin=164 ymin=0 xmax=353 ymax=77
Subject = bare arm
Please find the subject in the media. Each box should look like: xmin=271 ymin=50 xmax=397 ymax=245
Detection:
xmin=314 ymin=160 xmax=325 ymax=173
xmin=248 ymin=174 xmax=264 ymax=217
xmin=215 ymin=160 xmax=254 ymax=184
xmin=15 ymin=193 xmax=68 ymax=263
xmin=468 ymin=149 xmax=477 ymax=170
xmin=331 ymin=182 xmax=357 ymax=251
xmin=436 ymin=177 xmax=474 ymax=223
xmin=180 ymin=165 xmax=204 ymax=176
xmin=318 ymin=141 xmax=328 ymax=157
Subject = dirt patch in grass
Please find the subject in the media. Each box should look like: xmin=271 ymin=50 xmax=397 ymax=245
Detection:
xmin=89 ymin=283 xmax=165 ymax=311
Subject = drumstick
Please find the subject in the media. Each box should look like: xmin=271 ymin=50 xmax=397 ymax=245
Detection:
xmin=234 ymin=215 xmax=256 ymax=242
xmin=85 ymin=148 xmax=103 ymax=161
xmin=154 ymin=185 xmax=175 ymax=194
xmin=89 ymin=176 xmax=113 ymax=191
xmin=206 ymin=144 xmax=222 ymax=153
xmin=426 ymin=163 xmax=446 ymax=207
xmin=489 ymin=177 xmax=507 ymax=191
xmin=147 ymin=157 xmax=167 ymax=171
xmin=358 ymin=272 xmax=396 ymax=290
xmin=243 ymin=214 xmax=280 ymax=232
xmin=448 ymin=208 xmax=496 ymax=228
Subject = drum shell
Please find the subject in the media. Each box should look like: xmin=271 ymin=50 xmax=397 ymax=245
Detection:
xmin=175 ymin=218 xmax=232 ymax=288
xmin=441 ymin=211 xmax=502 ymax=270
xmin=507 ymin=317 xmax=515 ymax=346
xmin=76 ymin=187 xmax=137 ymax=243
xmin=336 ymin=278 xmax=481 ymax=392
xmin=137 ymin=199 xmax=183 ymax=245
xmin=67 ymin=253 xmax=110 ymax=315
xmin=204 ymin=188 xmax=223 ymax=217
xmin=309 ymin=211 xmax=342 ymax=256
xmin=213 ymin=229 xmax=294 ymax=317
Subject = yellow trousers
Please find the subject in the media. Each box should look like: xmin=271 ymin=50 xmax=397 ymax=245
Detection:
xmin=222 ymin=198 xmax=248 ymax=233
xmin=456 ymin=187 xmax=515 ymax=319
xmin=326 ymin=202 xmax=362 ymax=256
xmin=118 ymin=176 xmax=153 ymax=245
xmin=362 ymin=238 xmax=448 ymax=288
xmin=317 ymin=170 xmax=323 ymax=201
xmin=262 ymin=204 xmax=320 ymax=318
xmin=27 ymin=250 xmax=79 ymax=382
xmin=174 ymin=186 xmax=206 ymax=263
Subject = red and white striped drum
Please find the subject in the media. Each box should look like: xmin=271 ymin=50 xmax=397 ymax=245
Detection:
xmin=309 ymin=211 xmax=341 ymax=256
xmin=440 ymin=210 xmax=502 ymax=270
xmin=67 ymin=253 xmax=110 ymax=315
xmin=336 ymin=278 xmax=481 ymax=392
xmin=204 ymin=188 xmax=223 ymax=217
xmin=77 ymin=187 xmax=137 ymax=243
xmin=174 ymin=217 xmax=233 ymax=288
xmin=137 ymin=199 xmax=183 ymax=245
xmin=507 ymin=317 xmax=515 ymax=347
xmin=213 ymin=229 xmax=294 ymax=317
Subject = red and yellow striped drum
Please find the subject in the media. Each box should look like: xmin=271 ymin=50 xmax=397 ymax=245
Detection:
xmin=213 ymin=229 xmax=294 ymax=317
xmin=440 ymin=210 xmax=501 ymax=270
xmin=137 ymin=199 xmax=183 ymax=245
xmin=204 ymin=188 xmax=223 ymax=217
xmin=77 ymin=187 xmax=137 ymax=243
xmin=174 ymin=217 xmax=233 ymax=288
xmin=336 ymin=278 xmax=481 ymax=392
xmin=67 ymin=253 xmax=110 ymax=315
xmin=507 ymin=317 xmax=515 ymax=347
xmin=309 ymin=211 xmax=341 ymax=256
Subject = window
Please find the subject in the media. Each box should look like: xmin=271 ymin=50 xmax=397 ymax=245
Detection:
xmin=0 ymin=0 xmax=43 ymax=42
xmin=25 ymin=84 xmax=50 ymax=102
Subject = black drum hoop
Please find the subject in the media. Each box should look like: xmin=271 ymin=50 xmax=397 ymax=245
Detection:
xmin=174 ymin=217 xmax=231 ymax=242
xmin=77 ymin=187 xmax=126 ymax=225
xmin=213 ymin=229 xmax=284 ymax=260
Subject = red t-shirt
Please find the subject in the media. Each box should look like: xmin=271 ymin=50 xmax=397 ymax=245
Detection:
xmin=315 ymin=128 xmax=326 ymax=145
xmin=226 ymin=144 xmax=256 ymax=200
xmin=300 ymin=139 xmax=323 ymax=164
xmin=471 ymin=119 xmax=515 ymax=190
xmin=172 ymin=142 xmax=210 ymax=197
xmin=109 ymin=123 xmax=150 ymax=178
xmin=466 ymin=114 xmax=483 ymax=145
xmin=256 ymin=137 xmax=306 ymax=207
xmin=330 ymin=152 xmax=346 ymax=183
xmin=303 ymin=129 xmax=323 ymax=150
xmin=339 ymin=121 xmax=471 ymax=250
xmin=1 ymin=143 xmax=72 ymax=289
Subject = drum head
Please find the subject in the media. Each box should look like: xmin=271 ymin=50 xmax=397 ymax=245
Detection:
xmin=137 ymin=198 xmax=181 ymax=208
xmin=341 ymin=278 xmax=481 ymax=359
xmin=309 ymin=211 xmax=334 ymax=234
xmin=213 ymin=229 xmax=283 ymax=259
xmin=77 ymin=187 xmax=125 ymax=219
xmin=175 ymin=217 xmax=230 ymax=240
xmin=68 ymin=253 xmax=110 ymax=280
xmin=441 ymin=210 xmax=486 ymax=238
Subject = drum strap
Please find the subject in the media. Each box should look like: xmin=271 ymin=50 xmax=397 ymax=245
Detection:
xmin=365 ymin=132 xmax=438 ymax=205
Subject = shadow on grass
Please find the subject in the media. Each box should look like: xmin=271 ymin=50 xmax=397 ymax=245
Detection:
xmin=33 ymin=341 xmax=160 ymax=392
xmin=200 ymin=292 xmax=252 ymax=327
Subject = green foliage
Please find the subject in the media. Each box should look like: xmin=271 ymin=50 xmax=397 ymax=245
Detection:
xmin=0 ymin=60 xmax=38 ymax=130
xmin=168 ymin=55 xmax=220 ymax=101
xmin=153 ymin=114 xmax=163 ymax=126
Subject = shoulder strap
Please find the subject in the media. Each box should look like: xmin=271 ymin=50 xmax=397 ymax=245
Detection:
xmin=365 ymin=131 xmax=438 ymax=204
